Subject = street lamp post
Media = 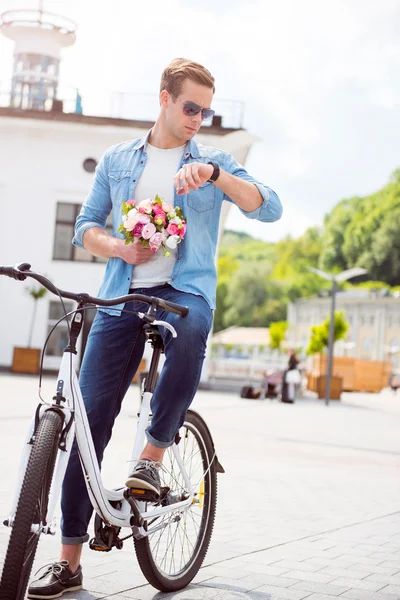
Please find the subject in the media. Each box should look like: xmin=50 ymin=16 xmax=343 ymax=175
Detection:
xmin=307 ymin=267 xmax=367 ymax=405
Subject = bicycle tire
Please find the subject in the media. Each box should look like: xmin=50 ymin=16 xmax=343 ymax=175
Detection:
xmin=0 ymin=409 xmax=63 ymax=600
xmin=134 ymin=410 xmax=217 ymax=592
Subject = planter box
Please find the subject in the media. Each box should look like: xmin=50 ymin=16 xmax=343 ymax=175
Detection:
xmin=12 ymin=347 xmax=41 ymax=374
xmin=132 ymin=358 xmax=147 ymax=384
xmin=316 ymin=374 xmax=343 ymax=400
xmin=311 ymin=354 xmax=392 ymax=393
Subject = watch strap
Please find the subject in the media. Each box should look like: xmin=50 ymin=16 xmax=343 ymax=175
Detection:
xmin=207 ymin=161 xmax=220 ymax=183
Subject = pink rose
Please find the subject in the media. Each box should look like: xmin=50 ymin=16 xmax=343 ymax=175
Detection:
xmin=149 ymin=232 xmax=162 ymax=252
xmin=142 ymin=223 xmax=157 ymax=239
xmin=132 ymin=222 xmax=145 ymax=238
xmin=179 ymin=221 xmax=187 ymax=238
xmin=126 ymin=199 xmax=136 ymax=206
xmin=167 ymin=223 xmax=180 ymax=236
xmin=154 ymin=214 xmax=166 ymax=226
xmin=162 ymin=202 xmax=173 ymax=213
xmin=137 ymin=213 xmax=151 ymax=224
xmin=138 ymin=198 xmax=153 ymax=214
xmin=152 ymin=204 xmax=164 ymax=215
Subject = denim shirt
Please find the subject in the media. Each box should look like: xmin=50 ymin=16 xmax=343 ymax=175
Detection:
xmin=73 ymin=130 xmax=283 ymax=314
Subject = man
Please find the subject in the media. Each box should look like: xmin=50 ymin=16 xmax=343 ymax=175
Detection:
xmin=28 ymin=58 xmax=282 ymax=598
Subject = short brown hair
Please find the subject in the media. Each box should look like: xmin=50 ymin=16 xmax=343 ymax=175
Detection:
xmin=160 ymin=58 xmax=215 ymax=97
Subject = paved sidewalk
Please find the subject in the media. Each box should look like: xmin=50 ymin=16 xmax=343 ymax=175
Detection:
xmin=0 ymin=373 xmax=399 ymax=599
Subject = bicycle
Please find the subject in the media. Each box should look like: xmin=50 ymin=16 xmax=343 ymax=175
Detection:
xmin=0 ymin=262 xmax=224 ymax=600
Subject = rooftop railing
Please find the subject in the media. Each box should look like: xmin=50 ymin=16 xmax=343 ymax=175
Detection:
xmin=0 ymin=86 xmax=245 ymax=129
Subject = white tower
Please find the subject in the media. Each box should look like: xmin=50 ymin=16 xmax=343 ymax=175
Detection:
xmin=0 ymin=5 xmax=76 ymax=110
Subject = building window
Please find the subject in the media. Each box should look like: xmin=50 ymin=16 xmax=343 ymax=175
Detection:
xmin=53 ymin=202 xmax=112 ymax=263
xmin=361 ymin=336 xmax=374 ymax=359
xmin=44 ymin=301 xmax=74 ymax=357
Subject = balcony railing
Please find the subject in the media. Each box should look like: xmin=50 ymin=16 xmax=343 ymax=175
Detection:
xmin=0 ymin=86 xmax=245 ymax=129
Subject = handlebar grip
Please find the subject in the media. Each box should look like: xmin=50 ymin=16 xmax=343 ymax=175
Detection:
xmin=0 ymin=264 xmax=31 ymax=281
xmin=159 ymin=299 xmax=189 ymax=317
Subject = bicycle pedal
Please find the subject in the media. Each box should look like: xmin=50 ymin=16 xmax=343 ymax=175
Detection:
xmin=129 ymin=488 xmax=160 ymax=502
xmin=89 ymin=537 xmax=111 ymax=552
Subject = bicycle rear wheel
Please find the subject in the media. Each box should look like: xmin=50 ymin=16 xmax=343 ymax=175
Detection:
xmin=0 ymin=409 xmax=63 ymax=600
xmin=134 ymin=410 xmax=218 ymax=592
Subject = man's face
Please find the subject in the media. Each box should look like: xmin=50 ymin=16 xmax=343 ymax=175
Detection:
xmin=164 ymin=78 xmax=214 ymax=142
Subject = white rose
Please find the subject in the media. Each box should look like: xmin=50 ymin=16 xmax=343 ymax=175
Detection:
xmin=124 ymin=215 xmax=139 ymax=231
xmin=165 ymin=234 xmax=180 ymax=249
xmin=122 ymin=214 xmax=128 ymax=223
xmin=128 ymin=208 xmax=138 ymax=218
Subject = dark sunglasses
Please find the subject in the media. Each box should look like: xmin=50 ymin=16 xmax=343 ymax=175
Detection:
xmin=168 ymin=91 xmax=215 ymax=122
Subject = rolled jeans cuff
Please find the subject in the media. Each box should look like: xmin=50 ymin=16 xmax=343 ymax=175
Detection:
xmin=145 ymin=428 xmax=174 ymax=449
xmin=61 ymin=533 xmax=90 ymax=545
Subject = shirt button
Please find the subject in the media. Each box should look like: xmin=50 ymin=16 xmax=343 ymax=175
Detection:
xmin=132 ymin=179 xmax=136 ymax=182
xmin=177 ymin=256 xmax=181 ymax=260
xmin=171 ymin=277 xmax=175 ymax=280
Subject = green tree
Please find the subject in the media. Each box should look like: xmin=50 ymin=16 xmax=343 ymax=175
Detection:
xmin=269 ymin=321 xmax=288 ymax=352
xmin=319 ymin=197 xmax=361 ymax=271
xmin=26 ymin=285 xmax=47 ymax=348
xmin=306 ymin=311 xmax=349 ymax=355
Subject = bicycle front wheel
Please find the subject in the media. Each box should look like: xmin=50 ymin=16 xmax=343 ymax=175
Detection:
xmin=0 ymin=409 xmax=63 ymax=600
xmin=134 ymin=410 xmax=218 ymax=592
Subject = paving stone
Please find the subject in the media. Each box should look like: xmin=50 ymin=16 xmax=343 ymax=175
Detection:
xmin=382 ymin=586 xmax=400 ymax=596
xmin=250 ymin=585 xmax=311 ymax=600
xmin=290 ymin=580 xmax=351 ymax=595
xmin=294 ymin=595 xmax=341 ymax=600
xmin=363 ymin=574 xmax=400 ymax=586
xmin=284 ymin=570 xmax=335 ymax=584
xmin=272 ymin=560 xmax=324 ymax=572
xmin=317 ymin=567 xmax=367 ymax=580
xmin=239 ymin=573 xmax=301 ymax=587
xmin=341 ymin=589 xmax=400 ymax=600
xmin=329 ymin=577 xmax=388 ymax=592
xmin=349 ymin=564 xmax=400 ymax=577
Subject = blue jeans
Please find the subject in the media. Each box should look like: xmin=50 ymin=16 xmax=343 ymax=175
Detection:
xmin=61 ymin=284 xmax=212 ymax=544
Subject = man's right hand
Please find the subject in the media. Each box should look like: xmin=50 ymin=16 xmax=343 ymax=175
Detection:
xmin=82 ymin=228 xmax=153 ymax=265
xmin=117 ymin=240 xmax=153 ymax=265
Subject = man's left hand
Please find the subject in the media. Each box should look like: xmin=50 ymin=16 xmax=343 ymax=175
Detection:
xmin=174 ymin=162 xmax=214 ymax=196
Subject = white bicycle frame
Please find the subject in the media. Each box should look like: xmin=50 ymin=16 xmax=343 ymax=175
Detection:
xmin=5 ymin=321 xmax=195 ymax=540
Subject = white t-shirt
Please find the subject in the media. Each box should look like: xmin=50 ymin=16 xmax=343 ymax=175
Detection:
xmin=131 ymin=143 xmax=185 ymax=288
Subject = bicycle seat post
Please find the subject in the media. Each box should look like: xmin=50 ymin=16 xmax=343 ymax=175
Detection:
xmin=142 ymin=325 xmax=164 ymax=395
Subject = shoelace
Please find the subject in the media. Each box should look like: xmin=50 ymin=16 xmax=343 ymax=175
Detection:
xmin=33 ymin=560 xmax=69 ymax=579
xmin=138 ymin=460 xmax=162 ymax=472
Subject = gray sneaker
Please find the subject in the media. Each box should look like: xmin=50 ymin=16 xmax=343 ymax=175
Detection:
xmin=28 ymin=560 xmax=82 ymax=598
xmin=125 ymin=460 xmax=161 ymax=497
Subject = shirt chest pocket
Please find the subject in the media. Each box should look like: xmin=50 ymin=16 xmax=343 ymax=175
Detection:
xmin=108 ymin=170 xmax=132 ymax=203
xmin=187 ymin=182 xmax=215 ymax=213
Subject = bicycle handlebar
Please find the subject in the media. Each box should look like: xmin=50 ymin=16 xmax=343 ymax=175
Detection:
xmin=0 ymin=263 xmax=189 ymax=318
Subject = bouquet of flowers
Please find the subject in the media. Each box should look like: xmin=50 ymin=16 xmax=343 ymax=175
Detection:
xmin=117 ymin=195 xmax=186 ymax=257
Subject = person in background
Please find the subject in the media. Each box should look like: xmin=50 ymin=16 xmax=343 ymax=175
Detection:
xmin=281 ymin=349 xmax=300 ymax=403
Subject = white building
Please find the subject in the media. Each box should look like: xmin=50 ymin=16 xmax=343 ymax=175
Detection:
xmin=0 ymin=8 xmax=258 ymax=372
xmin=288 ymin=290 xmax=400 ymax=368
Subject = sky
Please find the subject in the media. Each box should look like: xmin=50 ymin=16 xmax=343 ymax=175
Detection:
xmin=1 ymin=0 xmax=399 ymax=242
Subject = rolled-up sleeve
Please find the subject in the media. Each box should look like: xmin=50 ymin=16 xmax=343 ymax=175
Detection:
xmin=72 ymin=152 xmax=111 ymax=248
xmin=223 ymin=153 xmax=283 ymax=222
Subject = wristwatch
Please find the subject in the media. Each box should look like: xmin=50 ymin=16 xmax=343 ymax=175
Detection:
xmin=207 ymin=161 xmax=220 ymax=183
